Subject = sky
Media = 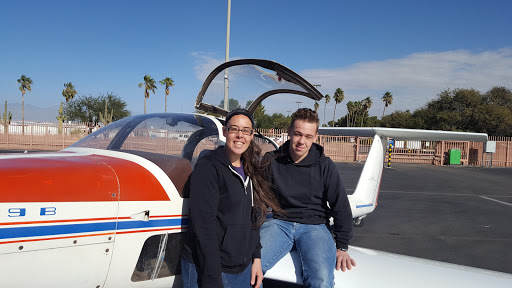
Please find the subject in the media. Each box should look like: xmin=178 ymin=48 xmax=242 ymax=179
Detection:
xmin=1 ymin=0 xmax=511 ymax=124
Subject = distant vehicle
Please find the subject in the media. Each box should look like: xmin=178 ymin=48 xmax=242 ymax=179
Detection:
xmin=1 ymin=59 xmax=509 ymax=288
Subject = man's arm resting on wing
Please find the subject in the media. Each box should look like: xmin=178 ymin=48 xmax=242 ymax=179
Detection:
xmin=323 ymin=159 xmax=356 ymax=271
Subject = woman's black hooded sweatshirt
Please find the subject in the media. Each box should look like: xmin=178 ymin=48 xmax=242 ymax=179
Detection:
xmin=181 ymin=146 xmax=260 ymax=288
xmin=263 ymin=140 xmax=353 ymax=250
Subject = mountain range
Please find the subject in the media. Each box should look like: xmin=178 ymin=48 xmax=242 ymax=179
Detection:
xmin=2 ymin=103 xmax=60 ymax=122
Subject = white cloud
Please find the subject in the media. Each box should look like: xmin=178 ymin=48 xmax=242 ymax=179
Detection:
xmin=191 ymin=52 xmax=225 ymax=82
xmin=302 ymin=48 xmax=512 ymax=120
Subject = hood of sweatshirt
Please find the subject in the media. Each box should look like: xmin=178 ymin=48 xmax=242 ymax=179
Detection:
xmin=274 ymin=140 xmax=326 ymax=167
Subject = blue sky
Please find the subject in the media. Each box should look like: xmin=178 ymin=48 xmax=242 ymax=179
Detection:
xmin=1 ymin=0 xmax=511 ymax=124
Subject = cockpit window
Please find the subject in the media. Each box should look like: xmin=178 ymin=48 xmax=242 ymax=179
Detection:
xmin=69 ymin=114 xmax=221 ymax=159
xmin=119 ymin=117 xmax=206 ymax=156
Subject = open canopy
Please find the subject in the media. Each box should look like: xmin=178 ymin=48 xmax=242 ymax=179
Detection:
xmin=195 ymin=59 xmax=323 ymax=117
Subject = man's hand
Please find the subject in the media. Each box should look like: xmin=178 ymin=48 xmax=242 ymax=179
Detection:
xmin=336 ymin=250 xmax=356 ymax=272
xmin=251 ymin=258 xmax=263 ymax=288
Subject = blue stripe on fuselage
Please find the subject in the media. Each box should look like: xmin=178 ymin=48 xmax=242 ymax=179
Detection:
xmin=0 ymin=218 xmax=188 ymax=240
xmin=355 ymin=204 xmax=374 ymax=208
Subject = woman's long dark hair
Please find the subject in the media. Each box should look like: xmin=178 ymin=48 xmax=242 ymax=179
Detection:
xmin=242 ymin=141 xmax=282 ymax=226
xmin=224 ymin=108 xmax=282 ymax=226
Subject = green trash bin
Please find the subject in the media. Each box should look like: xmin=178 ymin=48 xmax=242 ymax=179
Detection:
xmin=449 ymin=149 xmax=461 ymax=165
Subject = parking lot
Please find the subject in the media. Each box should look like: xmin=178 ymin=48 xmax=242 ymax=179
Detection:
xmin=338 ymin=162 xmax=512 ymax=274
xmin=265 ymin=162 xmax=512 ymax=287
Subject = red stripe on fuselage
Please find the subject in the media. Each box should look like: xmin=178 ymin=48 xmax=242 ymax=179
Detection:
xmin=86 ymin=155 xmax=170 ymax=201
xmin=0 ymin=154 xmax=169 ymax=202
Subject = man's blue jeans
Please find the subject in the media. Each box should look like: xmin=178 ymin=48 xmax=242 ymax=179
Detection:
xmin=181 ymin=257 xmax=252 ymax=288
xmin=260 ymin=218 xmax=336 ymax=288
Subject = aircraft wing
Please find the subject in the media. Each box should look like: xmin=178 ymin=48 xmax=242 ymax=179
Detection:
xmin=318 ymin=127 xmax=488 ymax=142
xmin=265 ymin=245 xmax=512 ymax=287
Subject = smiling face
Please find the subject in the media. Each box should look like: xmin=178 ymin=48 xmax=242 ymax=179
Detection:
xmin=287 ymin=119 xmax=318 ymax=163
xmin=223 ymin=114 xmax=254 ymax=164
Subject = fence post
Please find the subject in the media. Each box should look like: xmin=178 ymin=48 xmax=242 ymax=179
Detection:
xmin=6 ymin=123 xmax=9 ymax=149
xmin=507 ymin=141 xmax=510 ymax=168
xmin=355 ymin=137 xmax=360 ymax=162
xmin=440 ymin=141 xmax=445 ymax=166
xmin=30 ymin=125 xmax=33 ymax=150
xmin=464 ymin=141 xmax=469 ymax=165
xmin=164 ymin=130 xmax=168 ymax=155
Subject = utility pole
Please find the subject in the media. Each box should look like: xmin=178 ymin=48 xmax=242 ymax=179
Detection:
xmin=296 ymin=101 xmax=302 ymax=109
xmin=223 ymin=0 xmax=231 ymax=111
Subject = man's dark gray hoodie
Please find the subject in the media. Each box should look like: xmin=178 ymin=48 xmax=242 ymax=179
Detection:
xmin=264 ymin=140 xmax=353 ymax=250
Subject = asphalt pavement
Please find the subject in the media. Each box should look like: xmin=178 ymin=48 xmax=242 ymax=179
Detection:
xmin=265 ymin=162 xmax=512 ymax=287
xmin=344 ymin=162 xmax=512 ymax=273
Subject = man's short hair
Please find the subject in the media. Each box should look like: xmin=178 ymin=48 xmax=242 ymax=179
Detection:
xmin=290 ymin=108 xmax=320 ymax=131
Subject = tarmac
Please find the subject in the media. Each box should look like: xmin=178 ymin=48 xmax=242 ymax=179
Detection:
xmin=266 ymin=162 xmax=512 ymax=287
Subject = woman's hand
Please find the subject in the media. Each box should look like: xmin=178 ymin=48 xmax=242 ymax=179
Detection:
xmin=251 ymin=258 xmax=263 ymax=288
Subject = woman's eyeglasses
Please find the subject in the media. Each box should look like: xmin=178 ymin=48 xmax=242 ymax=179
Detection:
xmin=227 ymin=126 xmax=254 ymax=135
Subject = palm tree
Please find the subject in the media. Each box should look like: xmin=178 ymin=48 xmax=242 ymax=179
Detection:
xmin=323 ymin=94 xmax=330 ymax=125
xmin=346 ymin=101 xmax=355 ymax=127
xmin=332 ymin=88 xmax=345 ymax=127
xmin=361 ymin=97 xmax=373 ymax=127
xmin=62 ymin=82 xmax=77 ymax=105
xmin=17 ymin=75 xmax=33 ymax=135
xmin=352 ymin=100 xmax=363 ymax=127
xmin=314 ymin=101 xmax=319 ymax=112
xmin=138 ymin=75 xmax=157 ymax=114
xmin=381 ymin=91 xmax=393 ymax=117
xmin=159 ymin=77 xmax=175 ymax=113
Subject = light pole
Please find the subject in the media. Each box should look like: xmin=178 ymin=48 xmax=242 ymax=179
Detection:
xmin=296 ymin=101 xmax=302 ymax=109
xmin=223 ymin=0 xmax=231 ymax=111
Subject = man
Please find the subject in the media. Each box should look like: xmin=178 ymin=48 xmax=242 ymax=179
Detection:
xmin=261 ymin=108 xmax=355 ymax=288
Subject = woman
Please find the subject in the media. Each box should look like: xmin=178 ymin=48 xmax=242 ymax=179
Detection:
xmin=181 ymin=109 xmax=281 ymax=288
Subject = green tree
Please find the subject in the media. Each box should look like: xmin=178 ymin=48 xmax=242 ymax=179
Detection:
xmin=65 ymin=93 xmax=130 ymax=124
xmin=352 ymin=101 xmax=363 ymax=127
xmin=17 ymin=75 xmax=33 ymax=135
xmin=323 ymin=94 xmax=330 ymax=125
xmin=415 ymin=88 xmax=482 ymax=131
xmin=271 ymin=113 xmax=292 ymax=130
xmin=381 ymin=91 xmax=393 ymax=117
xmin=56 ymin=102 xmax=67 ymax=134
xmin=62 ymin=82 xmax=77 ymax=103
xmin=381 ymin=110 xmax=420 ymax=129
xmin=332 ymin=88 xmax=344 ymax=127
xmin=245 ymin=100 xmax=254 ymax=109
xmin=2 ymin=100 xmax=12 ymax=134
xmin=361 ymin=97 xmax=373 ymax=127
xmin=219 ymin=98 xmax=241 ymax=111
xmin=346 ymin=101 xmax=355 ymax=127
xmin=314 ymin=101 xmax=319 ymax=112
xmin=159 ymin=77 xmax=175 ymax=113
xmin=483 ymin=86 xmax=512 ymax=110
xmin=245 ymin=100 xmax=269 ymax=128
xmin=138 ymin=75 xmax=157 ymax=114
